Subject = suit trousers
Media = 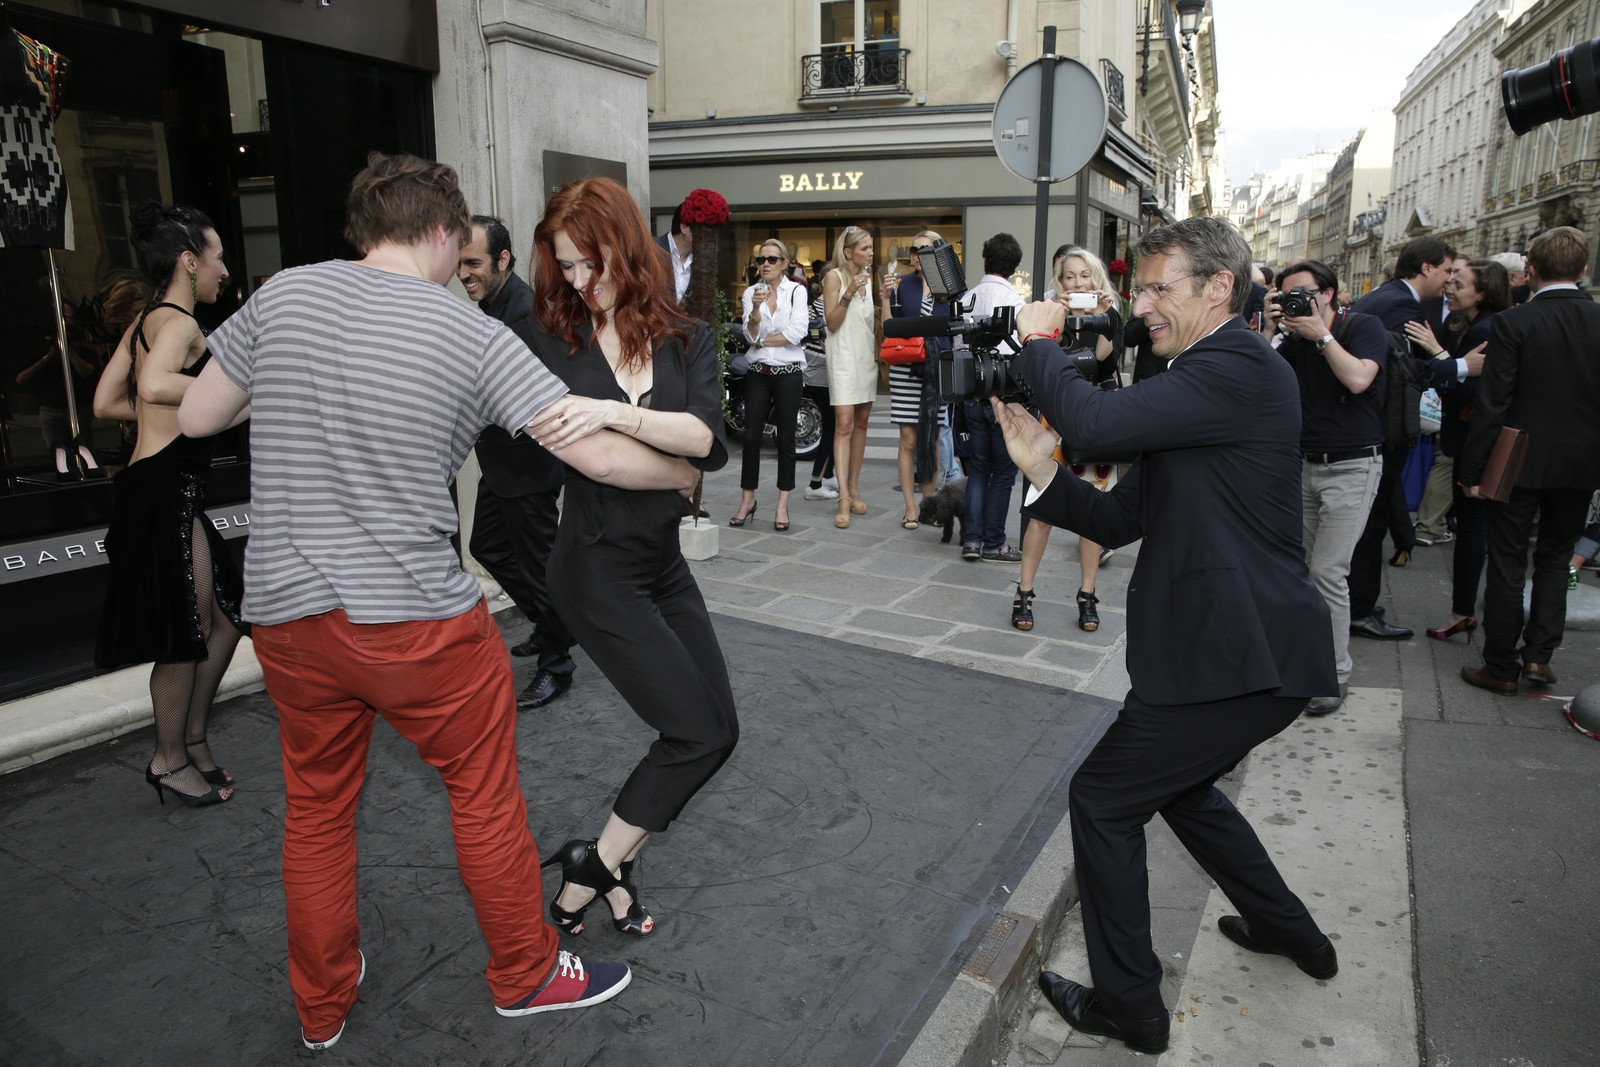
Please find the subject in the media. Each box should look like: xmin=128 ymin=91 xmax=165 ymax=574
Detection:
xmin=548 ymin=480 xmax=739 ymax=833
xmin=1414 ymin=454 xmax=1455 ymax=541
xmin=252 ymin=600 xmax=559 ymax=1039
xmin=1348 ymin=445 xmax=1416 ymax=619
xmin=741 ymin=368 xmax=803 ymax=492
xmin=1481 ymin=486 xmax=1593 ymax=679
xmin=1071 ymin=688 xmax=1322 ymax=1019
xmin=470 ymin=485 xmax=575 ymax=676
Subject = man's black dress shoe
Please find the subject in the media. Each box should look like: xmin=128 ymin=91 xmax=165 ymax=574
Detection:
xmin=1350 ymin=613 xmax=1413 ymax=640
xmin=509 ymin=638 xmax=538 ymax=658
xmin=1036 ymin=973 xmax=1169 ymax=1054
xmin=517 ymin=670 xmax=572 ymax=710
xmin=1217 ymin=915 xmax=1338 ymax=980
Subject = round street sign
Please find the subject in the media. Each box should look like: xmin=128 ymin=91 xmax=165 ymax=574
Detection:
xmin=992 ymin=56 xmax=1108 ymax=184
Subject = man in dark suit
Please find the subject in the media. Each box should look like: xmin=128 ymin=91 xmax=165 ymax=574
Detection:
xmin=1458 ymin=226 xmax=1600 ymax=693
xmin=1344 ymin=235 xmax=1456 ymax=640
xmin=996 ymin=217 xmax=1339 ymax=1055
xmin=458 ymin=216 xmax=576 ymax=708
xmin=654 ymin=202 xmax=693 ymax=303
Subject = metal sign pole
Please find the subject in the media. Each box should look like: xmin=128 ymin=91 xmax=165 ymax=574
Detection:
xmin=1032 ymin=25 xmax=1057 ymax=300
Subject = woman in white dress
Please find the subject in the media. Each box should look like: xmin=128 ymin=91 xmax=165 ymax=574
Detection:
xmin=823 ymin=226 xmax=891 ymax=529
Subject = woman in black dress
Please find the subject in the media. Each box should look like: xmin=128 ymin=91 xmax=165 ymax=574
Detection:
xmin=91 ymin=203 xmax=249 ymax=807
xmin=525 ymin=177 xmax=735 ymax=938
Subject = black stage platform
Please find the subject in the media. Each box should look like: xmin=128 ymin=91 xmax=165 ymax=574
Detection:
xmin=0 ymin=613 xmax=1117 ymax=1066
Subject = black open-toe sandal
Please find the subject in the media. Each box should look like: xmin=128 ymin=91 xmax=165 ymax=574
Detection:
xmin=1011 ymin=586 xmax=1036 ymax=631
xmin=1076 ymin=589 xmax=1100 ymax=632
xmin=728 ymin=499 xmax=758 ymax=527
xmin=541 ymin=839 xmax=655 ymax=938
xmin=185 ymin=736 xmax=233 ymax=785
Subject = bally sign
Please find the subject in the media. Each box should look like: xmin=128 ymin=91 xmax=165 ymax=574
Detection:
xmin=0 ymin=504 xmax=253 ymax=586
xmin=779 ymin=170 xmax=864 ymax=193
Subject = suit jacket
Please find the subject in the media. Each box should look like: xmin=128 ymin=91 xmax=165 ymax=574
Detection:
xmin=475 ymin=271 xmax=565 ymax=496
xmin=1015 ymin=319 xmax=1336 ymax=706
xmin=1458 ymin=287 xmax=1600 ymax=490
xmin=1350 ymin=277 xmax=1422 ymax=332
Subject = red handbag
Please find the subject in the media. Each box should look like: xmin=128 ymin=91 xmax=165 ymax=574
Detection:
xmin=879 ymin=336 xmax=926 ymax=364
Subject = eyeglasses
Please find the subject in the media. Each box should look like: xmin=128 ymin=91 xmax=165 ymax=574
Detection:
xmin=754 ymin=255 xmax=786 ymax=265
xmin=1128 ymin=274 xmax=1199 ymax=301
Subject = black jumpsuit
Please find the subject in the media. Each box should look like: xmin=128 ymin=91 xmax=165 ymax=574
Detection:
xmin=531 ymin=320 xmax=737 ymax=834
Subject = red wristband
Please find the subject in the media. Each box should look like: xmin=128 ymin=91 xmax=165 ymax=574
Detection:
xmin=1021 ymin=331 xmax=1060 ymax=345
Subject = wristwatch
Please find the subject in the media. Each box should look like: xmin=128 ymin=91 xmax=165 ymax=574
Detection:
xmin=1314 ymin=333 xmax=1334 ymax=351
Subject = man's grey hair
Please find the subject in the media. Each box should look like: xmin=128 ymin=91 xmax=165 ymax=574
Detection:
xmin=1380 ymin=257 xmax=1397 ymax=281
xmin=1490 ymin=251 xmax=1526 ymax=273
xmin=1133 ymin=216 xmax=1252 ymax=314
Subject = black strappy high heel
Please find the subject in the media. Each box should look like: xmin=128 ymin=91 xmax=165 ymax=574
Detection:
xmin=541 ymin=839 xmax=654 ymax=937
xmin=145 ymin=761 xmax=231 ymax=807
xmin=728 ymin=499 xmax=758 ymax=527
xmin=184 ymin=736 xmax=233 ymax=785
xmin=1076 ymin=589 xmax=1100 ymax=632
xmin=1011 ymin=586 xmax=1036 ymax=631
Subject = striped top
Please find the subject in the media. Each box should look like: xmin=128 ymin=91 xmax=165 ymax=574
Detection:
xmin=207 ymin=260 xmax=567 ymax=625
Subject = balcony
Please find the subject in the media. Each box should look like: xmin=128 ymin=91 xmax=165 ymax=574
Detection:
xmin=801 ymin=48 xmax=910 ymax=103
xmin=1101 ymin=58 xmax=1126 ymax=121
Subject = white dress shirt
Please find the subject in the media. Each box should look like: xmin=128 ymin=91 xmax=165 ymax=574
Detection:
xmin=741 ymin=276 xmax=809 ymax=367
xmin=667 ymin=232 xmax=693 ymax=302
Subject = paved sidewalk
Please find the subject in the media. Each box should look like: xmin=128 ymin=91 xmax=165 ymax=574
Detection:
xmin=697 ymin=408 xmax=1136 ymax=700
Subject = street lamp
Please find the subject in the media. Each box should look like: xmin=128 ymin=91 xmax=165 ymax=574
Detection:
xmin=1175 ymin=0 xmax=1206 ymax=38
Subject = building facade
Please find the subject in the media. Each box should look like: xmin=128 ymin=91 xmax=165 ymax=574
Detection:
xmin=646 ymin=0 xmax=1223 ymax=298
xmin=0 ymin=0 xmax=653 ymax=699
xmin=1385 ymin=0 xmax=1514 ymax=257
xmin=1481 ymin=0 xmax=1600 ymax=270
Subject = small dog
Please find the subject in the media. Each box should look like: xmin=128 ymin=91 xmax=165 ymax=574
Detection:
xmin=918 ymin=478 xmax=967 ymax=544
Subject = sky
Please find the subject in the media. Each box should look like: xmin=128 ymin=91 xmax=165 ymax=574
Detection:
xmin=1213 ymin=0 xmax=1476 ymax=185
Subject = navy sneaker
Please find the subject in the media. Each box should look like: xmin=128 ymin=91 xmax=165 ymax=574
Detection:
xmin=302 ymin=949 xmax=366 ymax=1051
xmin=496 ymin=951 xmax=631 ymax=1017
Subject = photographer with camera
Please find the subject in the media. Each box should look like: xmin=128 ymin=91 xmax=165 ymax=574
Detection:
xmin=991 ymin=216 xmax=1338 ymax=1056
xmin=957 ymin=233 xmax=1026 ymax=562
xmin=1260 ymin=260 xmax=1388 ymax=715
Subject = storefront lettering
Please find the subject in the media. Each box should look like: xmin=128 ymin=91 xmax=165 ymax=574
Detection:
xmin=38 ymin=551 xmax=58 ymax=564
xmin=212 ymin=514 xmax=249 ymax=531
xmin=778 ymin=170 xmax=863 ymax=193
xmin=65 ymin=544 xmax=85 ymax=558
xmin=4 ymin=556 xmax=22 ymax=570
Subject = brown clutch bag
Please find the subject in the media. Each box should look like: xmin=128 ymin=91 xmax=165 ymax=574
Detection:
xmin=1478 ymin=426 xmax=1528 ymax=502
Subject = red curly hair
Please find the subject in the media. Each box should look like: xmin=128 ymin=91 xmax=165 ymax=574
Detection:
xmin=532 ymin=177 xmax=690 ymax=371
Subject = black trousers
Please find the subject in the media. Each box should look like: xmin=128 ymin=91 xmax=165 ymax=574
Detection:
xmin=1348 ymin=444 xmax=1415 ymax=619
xmin=1070 ymin=688 xmax=1322 ymax=1019
xmin=805 ymin=384 xmax=835 ymax=481
xmin=1481 ymin=485 xmax=1593 ymax=680
xmin=1448 ymin=483 xmax=1489 ymax=619
xmin=741 ymin=368 xmax=803 ymax=492
xmin=469 ymin=485 xmax=575 ymax=677
xmin=547 ymin=479 xmax=738 ymax=833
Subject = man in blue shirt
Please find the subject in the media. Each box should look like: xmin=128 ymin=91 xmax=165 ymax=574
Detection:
xmin=1264 ymin=260 xmax=1389 ymax=715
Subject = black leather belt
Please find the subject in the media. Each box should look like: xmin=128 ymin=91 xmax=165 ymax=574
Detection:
xmin=1303 ymin=445 xmax=1381 ymax=464
xmin=751 ymin=362 xmax=803 ymax=375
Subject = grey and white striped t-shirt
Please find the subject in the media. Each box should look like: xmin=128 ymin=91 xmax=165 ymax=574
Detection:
xmin=207 ymin=260 xmax=567 ymax=626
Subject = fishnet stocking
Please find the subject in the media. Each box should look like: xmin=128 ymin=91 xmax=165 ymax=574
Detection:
xmin=148 ymin=520 xmax=242 ymax=797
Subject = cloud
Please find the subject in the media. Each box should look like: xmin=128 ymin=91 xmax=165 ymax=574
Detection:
xmin=1213 ymin=0 xmax=1476 ymax=182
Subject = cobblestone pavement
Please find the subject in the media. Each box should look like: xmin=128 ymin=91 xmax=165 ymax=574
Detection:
xmin=693 ymin=408 xmax=1138 ymax=701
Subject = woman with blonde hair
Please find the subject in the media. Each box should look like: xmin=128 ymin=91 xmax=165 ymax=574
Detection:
xmin=823 ymin=225 xmax=892 ymax=528
xmin=1013 ymin=246 xmax=1124 ymax=632
xmin=730 ymin=239 xmax=809 ymax=530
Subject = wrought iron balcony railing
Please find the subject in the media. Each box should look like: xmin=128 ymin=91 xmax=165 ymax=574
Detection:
xmin=1101 ymin=58 xmax=1126 ymax=119
xmin=801 ymin=47 xmax=910 ymax=99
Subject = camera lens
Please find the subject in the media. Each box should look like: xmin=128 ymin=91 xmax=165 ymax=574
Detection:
xmin=1502 ymin=36 xmax=1600 ymax=136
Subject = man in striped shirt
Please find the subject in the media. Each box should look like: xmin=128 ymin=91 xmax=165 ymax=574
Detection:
xmin=179 ymin=152 xmax=696 ymax=1048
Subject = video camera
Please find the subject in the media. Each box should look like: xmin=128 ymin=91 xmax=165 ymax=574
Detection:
xmin=881 ymin=240 xmax=1119 ymax=403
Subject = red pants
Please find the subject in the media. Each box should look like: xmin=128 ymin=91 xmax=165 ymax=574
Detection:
xmin=252 ymin=599 xmax=558 ymax=1039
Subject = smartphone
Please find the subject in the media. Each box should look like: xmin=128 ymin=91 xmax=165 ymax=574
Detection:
xmin=1067 ymin=291 xmax=1097 ymax=311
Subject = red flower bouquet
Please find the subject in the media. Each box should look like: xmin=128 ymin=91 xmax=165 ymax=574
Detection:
xmin=680 ymin=188 xmax=729 ymax=227
xmin=1109 ymin=258 xmax=1129 ymax=276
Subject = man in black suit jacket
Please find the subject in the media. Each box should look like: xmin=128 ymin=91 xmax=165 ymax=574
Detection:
xmin=654 ymin=203 xmax=693 ymax=303
xmin=1458 ymin=226 xmax=1600 ymax=693
xmin=998 ymin=217 xmax=1339 ymax=1056
xmin=458 ymin=216 xmax=576 ymax=708
xmin=1344 ymin=235 xmax=1456 ymax=640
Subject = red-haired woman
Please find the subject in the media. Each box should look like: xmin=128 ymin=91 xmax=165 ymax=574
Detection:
xmin=523 ymin=177 xmax=736 ymax=940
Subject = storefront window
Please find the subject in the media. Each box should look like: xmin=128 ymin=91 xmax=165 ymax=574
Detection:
xmin=722 ymin=215 xmax=961 ymax=304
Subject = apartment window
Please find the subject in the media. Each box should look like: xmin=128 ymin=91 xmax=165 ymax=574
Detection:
xmin=813 ymin=0 xmax=903 ymax=91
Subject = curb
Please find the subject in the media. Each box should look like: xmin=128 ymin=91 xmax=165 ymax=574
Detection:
xmin=898 ymin=810 xmax=1078 ymax=1067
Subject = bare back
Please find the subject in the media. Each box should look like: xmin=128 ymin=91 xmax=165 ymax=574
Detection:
xmin=102 ymin=304 xmax=208 ymax=465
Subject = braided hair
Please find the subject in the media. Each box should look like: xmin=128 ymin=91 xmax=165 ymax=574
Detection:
xmin=125 ymin=202 xmax=213 ymax=406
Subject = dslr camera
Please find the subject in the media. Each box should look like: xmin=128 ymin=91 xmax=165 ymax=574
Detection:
xmin=880 ymin=240 xmax=1119 ymax=403
xmin=1274 ymin=286 xmax=1318 ymax=320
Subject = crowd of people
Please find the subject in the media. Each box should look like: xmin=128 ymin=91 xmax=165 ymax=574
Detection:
xmin=85 ymin=148 xmax=1599 ymax=1054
